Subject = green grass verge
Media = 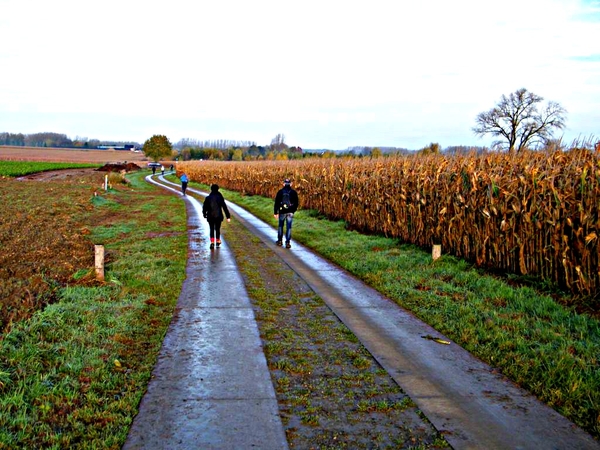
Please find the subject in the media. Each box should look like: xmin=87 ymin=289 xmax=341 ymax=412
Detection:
xmin=176 ymin=178 xmax=600 ymax=440
xmin=0 ymin=172 xmax=187 ymax=448
xmin=0 ymin=161 xmax=100 ymax=177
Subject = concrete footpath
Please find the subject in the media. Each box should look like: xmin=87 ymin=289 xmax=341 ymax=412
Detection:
xmin=122 ymin=178 xmax=289 ymax=449
xmin=124 ymin=176 xmax=600 ymax=450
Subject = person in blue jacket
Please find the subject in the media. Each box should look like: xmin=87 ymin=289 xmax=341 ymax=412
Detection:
xmin=180 ymin=173 xmax=188 ymax=196
xmin=202 ymin=184 xmax=231 ymax=249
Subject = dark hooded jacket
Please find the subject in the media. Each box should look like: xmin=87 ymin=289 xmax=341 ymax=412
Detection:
xmin=274 ymin=185 xmax=299 ymax=214
xmin=203 ymin=186 xmax=231 ymax=222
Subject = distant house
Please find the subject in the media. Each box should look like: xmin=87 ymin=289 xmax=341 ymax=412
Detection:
xmin=97 ymin=144 xmax=136 ymax=151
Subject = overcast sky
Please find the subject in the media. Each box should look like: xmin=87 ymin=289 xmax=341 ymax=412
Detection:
xmin=1 ymin=0 xmax=598 ymax=150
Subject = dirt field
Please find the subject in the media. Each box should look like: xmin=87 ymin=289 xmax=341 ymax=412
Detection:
xmin=0 ymin=170 xmax=105 ymax=333
xmin=0 ymin=145 xmax=151 ymax=164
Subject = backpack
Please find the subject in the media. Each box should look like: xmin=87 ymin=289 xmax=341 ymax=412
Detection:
xmin=208 ymin=195 xmax=221 ymax=219
xmin=281 ymin=190 xmax=292 ymax=210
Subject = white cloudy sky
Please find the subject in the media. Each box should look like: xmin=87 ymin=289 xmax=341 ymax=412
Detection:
xmin=1 ymin=0 xmax=598 ymax=150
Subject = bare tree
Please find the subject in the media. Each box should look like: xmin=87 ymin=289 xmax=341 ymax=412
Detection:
xmin=270 ymin=133 xmax=288 ymax=153
xmin=473 ymin=88 xmax=567 ymax=153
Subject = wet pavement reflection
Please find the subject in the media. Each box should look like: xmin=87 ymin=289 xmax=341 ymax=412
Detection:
xmin=123 ymin=177 xmax=288 ymax=450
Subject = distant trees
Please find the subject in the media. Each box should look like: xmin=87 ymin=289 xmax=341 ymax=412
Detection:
xmin=72 ymin=136 xmax=102 ymax=148
xmin=231 ymin=149 xmax=243 ymax=161
xmin=342 ymin=146 xmax=412 ymax=157
xmin=0 ymin=132 xmax=25 ymax=146
xmin=173 ymin=134 xmax=305 ymax=162
xmin=270 ymin=133 xmax=288 ymax=153
xmin=370 ymin=147 xmax=383 ymax=157
xmin=246 ymin=144 xmax=267 ymax=159
xmin=25 ymin=132 xmax=73 ymax=148
xmin=143 ymin=135 xmax=173 ymax=161
xmin=473 ymin=88 xmax=567 ymax=153
xmin=0 ymin=132 xmax=139 ymax=149
xmin=0 ymin=132 xmax=72 ymax=148
xmin=175 ymin=138 xmax=256 ymax=149
xmin=417 ymin=143 xmax=441 ymax=155
xmin=443 ymin=145 xmax=488 ymax=156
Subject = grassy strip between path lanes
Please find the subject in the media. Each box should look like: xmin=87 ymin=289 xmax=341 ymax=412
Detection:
xmin=0 ymin=160 xmax=99 ymax=177
xmin=173 ymin=176 xmax=600 ymax=440
xmin=0 ymin=171 xmax=187 ymax=448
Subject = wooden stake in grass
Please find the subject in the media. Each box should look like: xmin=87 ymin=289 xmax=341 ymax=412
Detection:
xmin=94 ymin=244 xmax=105 ymax=281
xmin=432 ymin=244 xmax=441 ymax=261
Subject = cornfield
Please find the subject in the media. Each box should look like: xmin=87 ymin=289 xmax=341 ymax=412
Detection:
xmin=177 ymin=149 xmax=600 ymax=296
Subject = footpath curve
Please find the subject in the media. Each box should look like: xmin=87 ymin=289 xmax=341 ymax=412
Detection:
xmin=123 ymin=176 xmax=289 ymax=450
xmin=128 ymin=175 xmax=600 ymax=450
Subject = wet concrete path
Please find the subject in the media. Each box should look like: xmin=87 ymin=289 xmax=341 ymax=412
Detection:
xmin=122 ymin=177 xmax=289 ymax=449
xmin=126 ymin=176 xmax=600 ymax=450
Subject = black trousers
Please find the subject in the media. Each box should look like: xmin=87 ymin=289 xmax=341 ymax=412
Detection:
xmin=208 ymin=220 xmax=223 ymax=240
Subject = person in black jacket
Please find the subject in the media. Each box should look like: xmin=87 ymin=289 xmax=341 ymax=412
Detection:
xmin=202 ymin=184 xmax=231 ymax=249
xmin=273 ymin=178 xmax=299 ymax=248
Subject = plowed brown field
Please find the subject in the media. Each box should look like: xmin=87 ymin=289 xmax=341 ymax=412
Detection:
xmin=0 ymin=145 xmax=149 ymax=164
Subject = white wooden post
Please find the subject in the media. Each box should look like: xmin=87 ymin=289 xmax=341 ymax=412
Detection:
xmin=95 ymin=245 xmax=105 ymax=281
xmin=432 ymin=244 xmax=441 ymax=261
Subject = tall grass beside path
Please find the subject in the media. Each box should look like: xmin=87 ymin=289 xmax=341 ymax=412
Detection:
xmin=180 ymin=179 xmax=600 ymax=440
xmin=0 ymin=171 xmax=188 ymax=448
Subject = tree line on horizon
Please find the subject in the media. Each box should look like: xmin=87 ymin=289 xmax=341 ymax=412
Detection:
xmin=4 ymin=88 xmax=596 ymax=161
xmin=1 ymin=130 xmax=491 ymax=160
xmin=0 ymin=132 xmax=139 ymax=150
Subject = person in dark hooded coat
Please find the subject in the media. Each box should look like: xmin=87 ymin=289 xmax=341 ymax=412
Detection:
xmin=202 ymin=184 xmax=231 ymax=249
xmin=273 ymin=178 xmax=299 ymax=248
